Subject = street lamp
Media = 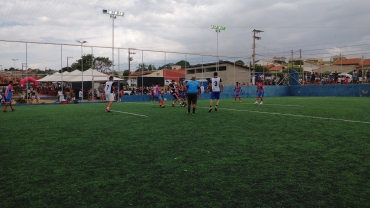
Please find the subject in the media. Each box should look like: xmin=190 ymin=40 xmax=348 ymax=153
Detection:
xmin=211 ymin=25 xmax=226 ymax=71
xmin=11 ymin=59 xmax=18 ymax=81
xmin=22 ymin=63 xmax=28 ymax=100
xmin=67 ymin=57 xmax=73 ymax=72
xmin=76 ymin=40 xmax=87 ymax=100
xmin=128 ymin=48 xmax=136 ymax=86
xmin=103 ymin=9 xmax=124 ymax=73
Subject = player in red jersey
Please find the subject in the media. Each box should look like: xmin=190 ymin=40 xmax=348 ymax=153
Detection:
xmin=254 ymin=81 xmax=265 ymax=105
xmin=3 ymin=81 xmax=15 ymax=112
xmin=153 ymin=82 xmax=165 ymax=108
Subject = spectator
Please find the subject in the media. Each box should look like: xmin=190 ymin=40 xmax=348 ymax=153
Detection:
xmin=310 ymin=73 xmax=315 ymax=84
xmin=334 ymin=71 xmax=339 ymax=84
xmin=98 ymin=83 xmax=104 ymax=100
xmin=78 ymin=89 xmax=83 ymax=102
xmin=200 ymin=84 xmax=205 ymax=94
xmin=352 ymin=70 xmax=358 ymax=84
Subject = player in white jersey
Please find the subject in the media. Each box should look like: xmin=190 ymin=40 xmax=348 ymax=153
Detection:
xmin=208 ymin=72 xmax=223 ymax=112
xmin=105 ymin=76 xmax=115 ymax=112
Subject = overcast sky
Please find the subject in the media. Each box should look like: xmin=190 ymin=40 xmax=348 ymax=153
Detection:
xmin=1 ymin=0 xmax=369 ymax=71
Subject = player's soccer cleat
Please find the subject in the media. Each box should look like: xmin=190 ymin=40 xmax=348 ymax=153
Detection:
xmin=192 ymin=113 xmax=195 ymax=116
xmin=254 ymin=101 xmax=258 ymax=104
xmin=106 ymin=107 xmax=111 ymax=112
xmin=12 ymin=109 xmax=15 ymax=111
xmin=162 ymin=105 xmax=165 ymax=108
xmin=172 ymin=103 xmax=174 ymax=107
xmin=3 ymin=111 xmax=6 ymax=112
xmin=215 ymin=107 xmax=218 ymax=111
xmin=208 ymin=108 xmax=212 ymax=112
xmin=239 ymin=101 xmax=242 ymax=103
xmin=259 ymin=102 xmax=263 ymax=105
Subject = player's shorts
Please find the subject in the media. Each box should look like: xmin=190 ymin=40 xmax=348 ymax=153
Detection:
xmin=257 ymin=92 xmax=264 ymax=97
xmin=187 ymin=94 xmax=198 ymax=104
xmin=172 ymin=93 xmax=178 ymax=99
xmin=180 ymin=92 xmax=186 ymax=99
xmin=234 ymin=93 xmax=240 ymax=97
xmin=157 ymin=94 xmax=163 ymax=101
xmin=5 ymin=98 xmax=11 ymax=103
xmin=106 ymin=93 xmax=114 ymax=101
xmin=210 ymin=91 xmax=220 ymax=100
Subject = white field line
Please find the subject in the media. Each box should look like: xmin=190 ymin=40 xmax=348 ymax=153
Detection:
xmin=240 ymin=103 xmax=305 ymax=107
xmin=123 ymin=102 xmax=370 ymax=124
xmin=110 ymin=110 xmax=148 ymax=117
xmin=198 ymin=107 xmax=370 ymax=124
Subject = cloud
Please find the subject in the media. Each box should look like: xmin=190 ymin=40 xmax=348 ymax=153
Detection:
xmin=0 ymin=0 xmax=370 ymax=70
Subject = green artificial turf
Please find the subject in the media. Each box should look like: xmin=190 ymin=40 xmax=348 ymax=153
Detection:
xmin=1 ymin=97 xmax=370 ymax=207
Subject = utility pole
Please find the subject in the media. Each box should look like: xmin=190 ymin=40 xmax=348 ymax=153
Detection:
xmin=252 ymin=29 xmax=263 ymax=85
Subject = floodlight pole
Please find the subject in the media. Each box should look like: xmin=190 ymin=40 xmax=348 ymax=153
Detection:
xmin=211 ymin=25 xmax=226 ymax=71
xmin=103 ymin=9 xmax=124 ymax=74
xmin=76 ymin=40 xmax=87 ymax=100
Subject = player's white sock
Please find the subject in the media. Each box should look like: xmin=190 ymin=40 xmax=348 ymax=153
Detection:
xmin=254 ymin=101 xmax=258 ymax=104
xmin=259 ymin=101 xmax=263 ymax=105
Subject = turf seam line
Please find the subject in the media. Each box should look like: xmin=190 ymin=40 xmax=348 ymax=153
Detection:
xmin=201 ymin=107 xmax=370 ymax=124
xmin=109 ymin=110 xmax=148 ymax=117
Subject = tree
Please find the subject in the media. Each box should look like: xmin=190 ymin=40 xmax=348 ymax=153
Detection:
xmin=136 ymin=63 xmax=148 ymax=72
xmin=175 ymin=60 xmax=190 ymax=68
xmin=331 ymin=55 xmax=346 ymax=62
xmin=254 ymin=64 xmax=268 ymax=72
xmin=235 ymin=60 xmax=244 ymax=66
xmin=123 ymin=70 xmax=130 ymax=78
xmin=71 ymin=54 xmax=94 ymax=72
xmin=93 ymin=57 xmax=113 ymax=73
xmin=148 ymin=64 xmax=157 ymax=71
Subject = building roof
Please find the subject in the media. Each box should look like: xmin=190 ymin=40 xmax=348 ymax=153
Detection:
xmin=268 ymin=65 xmax=284 ymax=71
xmin=333 ymin=58 xmax=362 ymax=65
xmin=362 ymin=59 xmax=370 ymax=66
xmin=186 ymin=60 xmax=251 ymax=70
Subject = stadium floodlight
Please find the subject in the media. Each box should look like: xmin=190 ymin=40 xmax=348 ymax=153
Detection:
xmin=211 ymin=25 xmax=226 ymax=71
xmin=103 ymin=9 xmax=124 ymax=72
xmin=103 ymin=10 xmax=124 ymax=16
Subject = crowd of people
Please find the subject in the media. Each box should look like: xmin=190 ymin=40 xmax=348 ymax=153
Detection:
xmin=256 ymin=69 xmax=370 ymax=86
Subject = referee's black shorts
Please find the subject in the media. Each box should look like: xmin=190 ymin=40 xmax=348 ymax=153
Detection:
xmin=187 ymin=93 xmax=198 ymax=104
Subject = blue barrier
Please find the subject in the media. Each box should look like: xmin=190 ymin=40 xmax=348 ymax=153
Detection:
xmin=120 ymin=84 xmax=370 ymax=102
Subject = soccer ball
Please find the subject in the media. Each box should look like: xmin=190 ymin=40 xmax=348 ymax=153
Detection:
xmin=164 ymin=98 xmax=167 ymax=101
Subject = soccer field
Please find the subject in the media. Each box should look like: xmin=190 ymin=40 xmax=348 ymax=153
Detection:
xmin=1 ymin=97 xmax=370 ymax=207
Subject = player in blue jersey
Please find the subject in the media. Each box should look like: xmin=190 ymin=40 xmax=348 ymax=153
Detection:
xmin=208 ymin=72 xmax=223 ymax=112
xmin=254 ymin=81 xmax=265 ymax=105
xmin=185 ymin=76 xmax=201 ymax=115
xmin=3 ymin=81 xmax=15 ymax=112
xmin=233 ymin=82 xmax=242 ymax=102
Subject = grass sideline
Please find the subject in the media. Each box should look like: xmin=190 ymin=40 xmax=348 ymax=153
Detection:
xmin=1 ymin=97 xmax=370 ymax=207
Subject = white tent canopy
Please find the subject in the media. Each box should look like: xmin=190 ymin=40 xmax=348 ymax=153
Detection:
xmin=38 ymin=72 xmax=60 ymax=82
xmin=38 ymin=69 xmax=123 ymax=82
